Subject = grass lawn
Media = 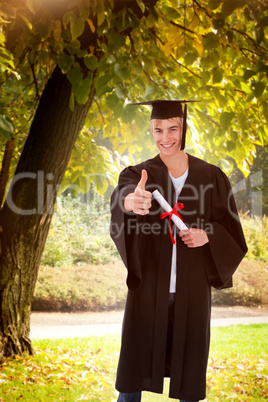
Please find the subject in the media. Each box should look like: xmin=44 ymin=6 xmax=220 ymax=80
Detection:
xmin=0 ymin=325 xmax=267 ymax=401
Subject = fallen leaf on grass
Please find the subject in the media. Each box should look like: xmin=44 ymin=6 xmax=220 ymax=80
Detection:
xmin=207 ymin=356 xmax=268 ymax=399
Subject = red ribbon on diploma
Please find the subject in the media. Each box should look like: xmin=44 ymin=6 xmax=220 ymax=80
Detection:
xmin=160 ymin=202 xmax=185 ymax=244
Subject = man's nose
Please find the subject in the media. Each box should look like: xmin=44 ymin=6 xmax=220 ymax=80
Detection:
xmin=162 ymin=130 xmax=170 ymax=141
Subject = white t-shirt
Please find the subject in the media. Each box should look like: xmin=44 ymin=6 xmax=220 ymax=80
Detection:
xmin=169 ymin=168 xmax=189 ymax=293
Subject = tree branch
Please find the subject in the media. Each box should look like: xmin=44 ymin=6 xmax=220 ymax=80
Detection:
xmin=170 ymin=54 xmax=202 ymax=79
xmin=192 ymin=0 xmax=212 ymax=20
xmin=138 ymin=60 xmax=159 ymax=86
xmin=94 ymin=99 xmax=105 ymax=126
xmin=196 ymin=108 xmax=221 ymax=128
xmin=232 ymin=28 xmax=267 ymax=52
xmin=240 ymin=47 xmax=262 ymax=58
xmin=170 ymin=20 xmax=196 ymax=35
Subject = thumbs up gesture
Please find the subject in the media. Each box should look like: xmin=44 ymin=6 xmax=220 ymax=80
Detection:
xmin=124 ymin=170 xmax=152 ymax=215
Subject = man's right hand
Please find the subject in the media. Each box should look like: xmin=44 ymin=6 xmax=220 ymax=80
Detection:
xmin=124 ymin=169 xmax=152 ymax=215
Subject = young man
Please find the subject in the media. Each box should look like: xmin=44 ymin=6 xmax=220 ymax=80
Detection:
xmin=110 ymin=100 xmax=247 ymax=401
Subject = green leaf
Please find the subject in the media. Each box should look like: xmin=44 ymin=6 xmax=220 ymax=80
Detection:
xmin=144 ymin=85 xmax=156 ymax=98
xmin=236 ymin=112 xmax=247 ymax=130
xmin=115 ymin=86 xmax=126 ymax=100
xmin=97 ymin=11 xmax=106 ymax=26
xmin=64 ymin=40 xmax=81 ymax=55
xmin=161 ymin=5 xmax=181 ymax=19
xmin=136 ymin=0 xmax=145 ymax=13
xmin=106 ymin=93 xmax=120 ymax=110
xmin=184 ymin=51 xmax=198 ymax=65
xmin=0 ymin=47 xmax=15 ymax=69
xmin=256 ymin=61 xmax=268 ymax=73
xmin=262 ymin=102 xmax=268 ymax=123
xmin=147 ymin=5 xmax=159 ymax=22
xmin=201 ymin=71 xmax=211 ymax=85
xmin=95 ymin=174 xmax=108 ymax=196
xmin=96 ymin=0 xmax=105 ymax=14
xmin=204 ymin=33 xmax=219 ymax=49
xmin=243 ymin=69 xmax=257 ymax=81
xmin=208 ymin=0 xmax=223 ymax=10
xmin=84 ymin=55 xmax=98 ymax=71
xmin=96 ymin=85 xmax=112 ymax=98
xmin=0 ymin=114 xmax=14 ymax=139
xmin=212 ymin=88 xmax=226 ymax=107
xmin=221 ymin=1 xmax=238 ymax=17
xmin=78 ymin=175 xmax=90 ymax=193
xmin=95 ymin=73 xmax=113 ymax=88
xmin=212 ymin=68 xmax=223 ymax=83
xmin=67 ymin=64 xmax=83 ymax=89
xmin=107 ymin=31 xmax=126 ymax=51
xmin=133 ymin=77 xmax=146 ymax=89
xmin=26 ymin=0 xmax=42 ymax=14
xmin=62 ymin=11 xmax=72 ymax=28
xmin=70 ymin=15 xmax=85 ymax=39
xmin=57 ymin=53 xmax=75 ymax=74
xmin=212 ymin=16 xmax=225 ymax=29
xmin=220 ymin=111 xmax=235 ymax=130
xmin=251 ymin=82 xmax=265 ymax=98
xmin=75 ymin=77 xmax=92 ymax=104
xmin=178 ymin=85 xmax=188 ymax=97
xmin=18 ymin=14 xmax=32 ymax=30
xmin=114 ymin=63 xmax=130 ymax=80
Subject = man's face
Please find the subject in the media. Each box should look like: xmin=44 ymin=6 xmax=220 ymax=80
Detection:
xmin=151 ymin=117 xmax=183 ymax=157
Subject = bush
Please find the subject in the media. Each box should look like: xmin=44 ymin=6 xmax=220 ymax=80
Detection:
xmin=241 ymin=214 xmax=268 ymax=262
xmin=33 ymin=259 xmax=268 ymax=312
xmin=33 ymin=261 xmax=127 ymax=312
xmin=41 ymin=194 xmax=118 ymax=267
xmin=212 ymin=259 xmax=268 ymax=306
xmin=37 ymin=195 xmax=268 ymax=311
xmin=43 ymin=197 xmax=268 ymax=268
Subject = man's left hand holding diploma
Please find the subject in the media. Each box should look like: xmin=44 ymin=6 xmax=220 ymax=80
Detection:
xmin=124 ymin=169 xmax=152 ymax=215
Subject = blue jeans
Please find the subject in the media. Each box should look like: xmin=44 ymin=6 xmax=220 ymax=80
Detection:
xmin=117 ymin=392 xmax=198 ymax=401
xmin=117 ymin=392 xmax=141 ymax=402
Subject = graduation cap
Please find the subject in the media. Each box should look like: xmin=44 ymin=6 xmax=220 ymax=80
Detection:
xmin=131 ymin=100 xmax=198 ymax=150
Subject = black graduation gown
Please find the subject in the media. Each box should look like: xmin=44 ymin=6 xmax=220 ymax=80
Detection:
xmin=110 ymin=154 xmax=247 ymax=400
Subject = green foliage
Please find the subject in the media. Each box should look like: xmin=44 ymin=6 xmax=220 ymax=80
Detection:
xmin=42 ymin=195 xmax=268 ymax=269
xmin=0 ymin=115 xmax=14 ymax=140
xmin=38 ymin=195 xmax=268 ymax=312
xmin=33 ymin=262 xmax=127 ymax=312
xmin=0 ymin=326 xmax=267 ymax=401
xmin=211 ymin=259 xmax=268 ymax=306
xmin=0 ymin=0 xmax=267 ymax=195
xmin=34 ymin=258 xmax=268 ymax=312
xmin=41 ymin=193 xmax=118 ymax=267
xmin=241 ymin=215 xmax=268 ymax=261
xmin=249 ymin=145 xmax=268 ymax=216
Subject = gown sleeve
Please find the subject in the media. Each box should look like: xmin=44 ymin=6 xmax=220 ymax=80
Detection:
xmin=206 ymin=167 xmax=248 ymax=290
xmin=110 ymin=165 xmax=143 ymax=291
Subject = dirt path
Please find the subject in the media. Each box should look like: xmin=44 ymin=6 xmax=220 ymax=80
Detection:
xmin=31 ymin=306 xmax=268 ymax=327
xmin=30 ymin=306 xmax=268 ymax=339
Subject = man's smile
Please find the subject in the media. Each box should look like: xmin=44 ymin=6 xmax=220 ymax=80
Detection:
xmin=161 ymin=142 xmax=175 ymax=148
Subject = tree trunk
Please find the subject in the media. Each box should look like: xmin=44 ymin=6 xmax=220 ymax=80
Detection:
xmin=0 ymin=65 xmax=94 ymax=358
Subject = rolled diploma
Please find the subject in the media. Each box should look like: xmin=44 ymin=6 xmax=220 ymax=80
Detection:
xmin=152 ymin=189 xmax=188 ymax=231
